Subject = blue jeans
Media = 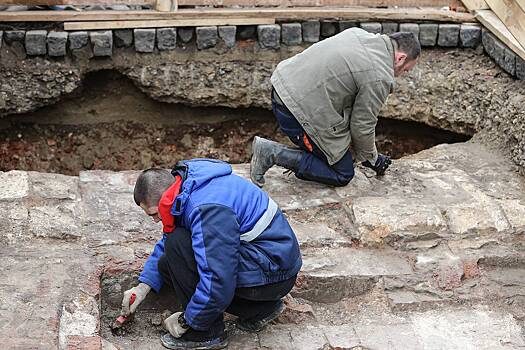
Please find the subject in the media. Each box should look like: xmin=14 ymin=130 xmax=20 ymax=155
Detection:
xmin=271 ymin=90 xmax=355 ymax=187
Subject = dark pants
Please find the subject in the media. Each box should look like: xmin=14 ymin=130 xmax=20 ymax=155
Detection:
xmin=157 ymin=227 xmax=296 ymax=341
xmin=272 ymin=89 xmax=355 ymax=187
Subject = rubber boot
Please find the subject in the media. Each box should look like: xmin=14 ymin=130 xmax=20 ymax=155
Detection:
xmin=250 ymin=136 xmax=304 ymax=187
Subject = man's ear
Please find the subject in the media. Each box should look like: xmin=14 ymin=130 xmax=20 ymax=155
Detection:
xmin=395 ymin=51 xmax=407 ymax=66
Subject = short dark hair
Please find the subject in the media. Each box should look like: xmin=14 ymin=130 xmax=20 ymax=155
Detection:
xmin=388 ymin=32 xmax=421 ymax=61
xmin=133 ymin=168 xmax=175 ymax=207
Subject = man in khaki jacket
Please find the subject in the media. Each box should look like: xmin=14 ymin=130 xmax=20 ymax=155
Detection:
xmin=250 ymin=28 xmax=420 ymax=187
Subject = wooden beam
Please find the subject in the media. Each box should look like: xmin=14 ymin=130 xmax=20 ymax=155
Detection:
xmin=461 ymin=0 xmax=489 ymax=11
xmin=475 ymin=9 xmax=525 ymax=61
xmin=516 ymin=0 xmax=525 ymax=14
xmin=0 ymin=7 xmax=476 ymax=22
xmin=485 ymin=0 xmax=525 ymax=52
xmin=64 ymin=16 xmax=275 ymax=30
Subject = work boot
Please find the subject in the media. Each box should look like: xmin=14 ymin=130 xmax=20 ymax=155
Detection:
xmin=236 ymin=300 xmax=285 ymax=333
xmin=250 ymin=136 xmax=303 ymax=187
xmin=160 ymin=332 xmax=228 ymax=350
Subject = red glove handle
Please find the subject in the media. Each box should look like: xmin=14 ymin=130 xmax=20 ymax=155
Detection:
xmin=130 ymin=293 xmax=136 ymax=306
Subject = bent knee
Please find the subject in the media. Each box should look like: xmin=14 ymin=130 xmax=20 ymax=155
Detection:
xmin=333 ymin=169 xmax=355 ymax=187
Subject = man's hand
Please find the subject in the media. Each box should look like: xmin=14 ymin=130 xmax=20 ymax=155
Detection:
xmin=163 ymin=312 xmax=189 ymax=338
xmin=362 ymin=154 xmax=392 ymax=176
xmin=121 ymin=282 xmax=151 ymax=316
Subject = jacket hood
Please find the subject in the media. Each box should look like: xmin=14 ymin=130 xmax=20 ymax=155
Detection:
xmin=170 ymin=159 xmax=232 ymax=216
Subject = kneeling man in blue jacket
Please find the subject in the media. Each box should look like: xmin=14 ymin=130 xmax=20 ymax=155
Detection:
xmin=120 ymin=159 xmax=302 ymax=349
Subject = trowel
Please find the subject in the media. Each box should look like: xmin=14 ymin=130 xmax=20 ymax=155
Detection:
xmin=111 ymin=293 xmax=136 ymax=332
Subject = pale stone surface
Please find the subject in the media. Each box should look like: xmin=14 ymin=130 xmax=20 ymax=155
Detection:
xmin=497 ymin=199 xmax=525 ymax=230
xmin=29 ymin=203 xmax=82 ymax=240
xmin=28 ymin=171 xmax=79 ymax=200
xmin=0 ymin=203 xmax=29 ymax=244
xmin=0 ymin=170 xmax=29 ymax=200
xmin=289 ymin=220 xmax=349 ymax=248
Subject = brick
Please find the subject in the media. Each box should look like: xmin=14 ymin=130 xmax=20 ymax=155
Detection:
xmin=282 ymin=23 xmax=302 ymax=46
xmin=47 ymin=31 xmax=68 ymax=57
xmin=460 ymin=24 xmax=481 ymax=48
xmin=339 ymin=21 xmax=358 ymax=32
xmin=321 ymin=20 xmax=338 ymax=38
xmin=4 ymin=30 xmax=25 ymax=45
xmin=114 ymin=29 xmax=133 ymax=48
xmin=90 ymin=31 xmax=112 ymax=56
xmin=177 ymin=27 xmax=194 ymax=43
xmin=68 ymin=31 xmax=88 ymax=50
xmin=257 ymin=24 xmax=280 ymax=49
xmin=25 ymin=30 xmax=47 ymax=56
xmin=218 ymin=26 xmax=236 ymax=48
xmin=237 ymin=25 xmax=257 ymax=40
xmin=302 ymin=20 xmax=320 ymax=43
xmin=360 ymin=22 xmax=382 ymax=34
xmin=419 ymin=23 xmax=438 ymax=46
xmin=196 ymin=26 xmax=218 ymax=50
xmin=399 ymin=23 xmax=419 ymax=41
xmin=382 ymin=22 xmax=399 ymax=34
xmin=134 ymin=28 xmax=155 ymax=53
xmin=156 ymin=27 xmax=177 ymax=51
xmin=438 ymin=23 xmax=460 ymax=47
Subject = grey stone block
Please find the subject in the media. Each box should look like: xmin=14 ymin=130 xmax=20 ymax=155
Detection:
xmin=438 ymin=24 xmax=460 ymax=47
xmin=134 ymin=28 xmax=155 ymax=53
xmin=257 ymin=24 xmax=280 ymax=49
xmin=382 ymin=22 xmax=398 ymax=34
xmin=25 ymin=30 xmax=47 ymax=56
xmin=47 ymin=31 xmax=68 ymax=57
xmin=196 ymin=26 xmax=218 ymax=50
xmin=419 ymin=23 xmax=438 ymax=47
xmin=339 ymin=21 xmax=358 ymax=32
xmin=178 ymin=28 xmax=194 ymax=43
xmin=282 ymin=23 xmax=302 ymax=46
xmin=90 ymin=31 xmax=113 ymax=57
xmin=302 ymin=21 xmax=320 ymax=43
xmin=483 ymin=30 xmax=516 ymax=76
xmin=482 ymin=29 xmax=500 ymax=60
xmin=218 ymin=26 xmax=236 ymax=48
xmin=156 ymin=28 xmax=177 ymax=51
xmin=501 ymin=47 xmax=516 ymax=76
xmin=516 ymin=57 xmax=525 ymax=80
xmin=237 ymin=25 xmax=257 ymax=40
xmin=321 ymin=20 xmax=338 ymax=38
xmin=460 ymin=24 xmax=481 ymax=48
xmin=114 ymin=29 xmax=133 ymax=48
xmin=4 ymin=30 xmax=25 ymax=45
xmin=360 ymin=22 xmax=381 ymax=34
xmin=399 ymin=23 xmax=419 ymax=40
xmin=0 ymin=31 xmax=2 ymax=49
xmin=69 ymin=31 xmax=88 ymax=50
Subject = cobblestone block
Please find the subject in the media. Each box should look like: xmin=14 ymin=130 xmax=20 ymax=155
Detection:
xmin=321 ymin=20 xmax=338 ymax=38
xmin=4 ymin=30 xmax=25 ymax=45
xmin=302 ymin=20 xmax=320 ymax=43
xmin=516 ymin=57 xmax=525 ymax=80
xmin=196 ymin=26 xmax=218 ymax=50
xmin=460 ymin=24 xmax=481 ymax=48
xmin=360 ymin=22 xmax=382 ymax=34
xmin=282 ymin=23 xmax=302 ymax=46
xmin=382 ymin=22 xmax=398 ymax=34
xmin=177 ymin=27 xmax=194 ymax=43
xmin=218 ymin=26 xmax=236 ymax=48
xmin=257 ymin=24 xmax=280 ymax=49
xmin=90 ymin=31 xmax=113 ymax=56
xmin=47 ymin=31 xmax=67 ymax=57
xmin=419 ymin=23 xmax=438 ymax=46
xmin=0 ymin=31 xmax=2 ymax=49
xmin=484 ymin=30 xmax=516 ymax=76
xmin=482 ymin=29 xmax=498 ymax=58
xmin=156 ymin=28 xmax=177 ymax=50
xmin=338 ymin=21 xmax=358 ymax=32
xmin=501 ymin=47 xmax=516 ymax=76
xmin=237 ymin=25 xmax=256 ymax=40
xmin=134 ymin=28 xmax=155 ymax=53
xmin=399 ymin=23 xmax=419 ymax=40
xmin=114 ymin=29 xmax=133 ymax=48
xmin=438 ymin=24 xmax=460 ymax=47
xmin=68 ymin=31 xmax=88 ymax=50
xmin=0 ymin=171 xmax=29 ymax=200
xmin=25 ymin=30 xmax=47 ymax=56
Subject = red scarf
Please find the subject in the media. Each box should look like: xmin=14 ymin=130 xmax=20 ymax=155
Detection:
xmin=158 ymin=176 xmax=182 ymax=233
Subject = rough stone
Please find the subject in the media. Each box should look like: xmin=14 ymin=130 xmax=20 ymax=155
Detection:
xmin=360 ymin=22 xmax=382 ymax=34
xmin=282 ymin=23 xmax=302 ymax=46
xmin=302 ymin=20 xmax=320 ymax=43
xmin=134 ymin=28 xmax=155 ymax=53
xmin=459 ymin=24 xmax=481 ymax=48
xmin=27 ymin=172 xmax=79 ymax=200
xmin=355 ymin=321 xmax=423 ymax=349
xmin=218 ymin=26 xmax=236 ymax=48
xmin=485 ymin=31 xmax=516 ymax=76
xmin=0 ymin=31 xmax=2 ymax=49
xmin=382 ymin=22 xmax=399 ymax=34
xmin=516 ymin=57 xmax=525 ymax=80
xmin=399 ymin=23 xmax=419 ymax=40
xmin=90 ymin=31 xmax=113 ymax=56
xmin=237 ymin=25 xmax=256 ymax=40
xmin=177 ymin=27 xmax=194 ymax=43
xmin=0 ymin=171 xmax=29 ymax=200
xmin=68 ymin=31 xmax=89 ymax=50
xmin=257 ymin=24 xmax=280 ymax=49
xmin=0 ymin=203 xmax=29 ymax=245
xmin=25 ymin=30 xmax=47 ymax=56
xmin=419 ymin=23 xmax=438 ymax=46
xmin=29 ymin=203 xmax=81 ymax=240
xmin=113 ymin=29 xmax=133 ymax=48
xmin=156 ymin=28 xmax=177 ymax=51
xmin=196 ymin=26 xmax=218 ymax=50
xmin=47 ymin=31 xmax=68 ymax=57
xmin=438 ymin=24 xmax=460 ymax=47
xmin=445 ymin=199 xmax=510 ymax=234
xmin=320 ymin=20 xmax=338 ymax=38
xmin=501 ymin=47 xmax=517 ymax=76
xmin=338 ymin=21 xmax=358 ymax=32
xmin=4 ymin=30 xmax=25 ymax=45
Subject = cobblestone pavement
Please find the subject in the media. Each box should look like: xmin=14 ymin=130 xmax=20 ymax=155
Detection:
xmin=1 ymin=141 xmax=525 ymax=349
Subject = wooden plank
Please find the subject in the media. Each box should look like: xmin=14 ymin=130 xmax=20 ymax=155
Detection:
xmin=155 ymin=0 xmax=175 ymax=10
xmin=516 ymin=0 xmax=525 ymax=13
xmin=0 ymin=7 xmax=476 ymax=22
xmin=476 ymin=9 xmax=525 ymax=61
xmin=461 ymin=0 xmax=489 ymax=11
xmin=485 ymin=0 xmax=525 ymax=52
xmin=64 ymin=16 xmax=275 ymax=30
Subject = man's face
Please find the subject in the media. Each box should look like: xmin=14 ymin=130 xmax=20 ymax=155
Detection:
xmin=140 ymin=203 xmax=161 ymax=223
xmin=393 ymin=51 xmax=417 ymax=77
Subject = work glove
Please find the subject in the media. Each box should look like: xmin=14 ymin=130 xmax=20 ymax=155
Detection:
xmin=121 ymin=282 xmax=151 ymax=317
xmin=362 ymin=154 xmax=392 ymax=176
xmin=163 ymin=311 xmax=190 ymax=338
